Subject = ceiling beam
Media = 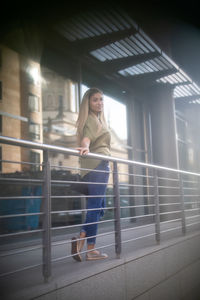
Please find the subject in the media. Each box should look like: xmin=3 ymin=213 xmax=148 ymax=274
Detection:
xmin=126 ymin=68 xmax=177 ymax=86
xmin=93 ymin=51 xmax=160 ymax=74
xmin=175 ymin=94 xmax=200 ymax=102
xmin=70 ymin=27 xmax=138 ymax=55
xmin=170 ymin=81 xmax=192 ymax=88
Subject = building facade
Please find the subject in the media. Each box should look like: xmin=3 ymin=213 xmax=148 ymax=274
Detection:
xmin=1 ymin=8 xmax=200 ymax=227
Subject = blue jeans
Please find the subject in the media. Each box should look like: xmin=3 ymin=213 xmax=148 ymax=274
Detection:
xmin=81 ymin=160 xmax=110 ymax=245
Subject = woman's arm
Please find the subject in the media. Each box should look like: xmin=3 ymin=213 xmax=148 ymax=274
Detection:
xmin=76 ymin=137 xmax=90 ymax=155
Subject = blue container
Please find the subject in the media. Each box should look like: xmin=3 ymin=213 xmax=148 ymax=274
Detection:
xmin=1 ymin=198 xmax=26 ymax=231
xmin=0 ymin=186 xmax=42 ymax=232
xmin=22 ymin=186 xmax=42 ymax=230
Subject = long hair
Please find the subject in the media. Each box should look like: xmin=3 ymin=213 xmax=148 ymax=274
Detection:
xmin=76 ymin=87 xmax=107 ymax=145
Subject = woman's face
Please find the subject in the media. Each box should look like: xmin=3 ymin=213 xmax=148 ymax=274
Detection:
xmin=89 ymin=92 xmax=104 ymax=115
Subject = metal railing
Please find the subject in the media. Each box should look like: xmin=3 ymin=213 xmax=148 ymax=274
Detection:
xmin=1 ymin=135 xmax=200 ymax=283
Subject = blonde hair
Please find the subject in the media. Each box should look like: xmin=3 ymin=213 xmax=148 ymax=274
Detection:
xmin=76 ymin=87 xmax=107 ymax=145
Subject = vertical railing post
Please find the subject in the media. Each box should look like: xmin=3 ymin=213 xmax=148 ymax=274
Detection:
xmin=179 ymin=173 xmax=186 ymax=235
xmin=112 ymin=161 xmax=122 ymax=258
xmin=42 ymin=150 xmax=51 ymax=282
xmin=197 ymin=176 xmax=200 ymax=220
xmin=153 ymin=169 xmax=160 ymax=244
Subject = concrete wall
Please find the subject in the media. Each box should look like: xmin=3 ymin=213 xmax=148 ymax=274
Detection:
xmin=147 ymin=84 xmax=179 ymax=170
xmin=0 ymin=45 xmax=22 ymax=173
xmin=33 ymin=232 xmax=200 ymax=300
xmin=0 ymin=45 xmax=43 ymax=173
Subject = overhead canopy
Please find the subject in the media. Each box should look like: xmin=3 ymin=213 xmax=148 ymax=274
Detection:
xmin=3 ymin=6 xmax=200 ymax=104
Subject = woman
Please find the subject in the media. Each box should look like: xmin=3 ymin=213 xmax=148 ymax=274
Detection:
xmin=71 ymin=87 xmax=111 ymax=262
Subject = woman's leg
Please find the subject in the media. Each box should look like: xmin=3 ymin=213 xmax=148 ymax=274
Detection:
xmin=81 ymin=197 xmax=104 ymax=252
xmin=72 ymin=161 xmax=109 ymax=261
xmin=81 ymin=161 xmax=109 ymax=253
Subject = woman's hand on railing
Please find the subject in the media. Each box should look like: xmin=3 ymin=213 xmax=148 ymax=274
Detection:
xmin=76 ymin=147 xmax=89 ymax=156
xmin=76 ymin=137 xmax=90 ymax=156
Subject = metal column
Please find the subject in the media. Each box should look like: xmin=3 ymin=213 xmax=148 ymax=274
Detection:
xmin=42 ymin=150 xmax=51 ymax=282
xmin=153 ymin=169 xmax=160 ymax=244
xmin=179 ymin=173 xmax=186 ymax=235
xmin=113 ymin=161 xmax=122 ymax=258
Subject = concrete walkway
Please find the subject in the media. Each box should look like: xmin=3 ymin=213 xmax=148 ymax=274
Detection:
xmin=0 ymin=221 xmax=200 ymax=300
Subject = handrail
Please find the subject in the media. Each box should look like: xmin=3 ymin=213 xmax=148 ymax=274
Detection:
xmin=1 ymin=134 xmax=200 ymax=284
xmin=1 ymin=135 xmax=200 ymax=177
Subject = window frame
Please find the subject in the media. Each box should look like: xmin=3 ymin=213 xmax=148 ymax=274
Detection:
xmin=29 ymin=121 xmax=40 ymax=140
xmin=28 ymin=93 xmax=40 ymax=112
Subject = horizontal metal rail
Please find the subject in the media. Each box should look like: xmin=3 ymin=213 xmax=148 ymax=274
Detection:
xmin=51 ymin=164 xmax=110 ymax=174
xmin=186 ymin=221 xmax=200 ymax=227
xmin=1 ymin=159 xmax=43 ymax=166
xmin=0 ymin=263 xmax=43 ymax=278
xmin=0 ymin=229 xmax=44 ymax=238
xmin=119 ymin=183 xmax=154 ymax=188
xmin=1 ymin=135 xmax=200 ymax=176
xmin=51 ymin=218 xmax=115 ymax=231
xmin=158 ymin=186 xmax=179 ymax=189
xmin=52 ymin=230 xmax=115 ymax=247
xmin=158 ymin=194 xmax=180 ymax=197
xmin=0 ymin=196 xmax=43 ymax=200
xmin=185 ymin=208 xmax=200 ymax=212
xmin=182 ymin=180 xmax=198 ymax=184
xmin=0 ymin=244 xmax=43 ymax=258
xmin=184 ymin=201 xmax=200 ymax=205
xmin=158 ymin=177 xmax=179 ymax=182
xmin=0 ymin=134 xmax=200 ymax=283
xmin=159 ymin=202 xmax=180 ymax=206
xmin=122 ymin=232 xmax=155 ymax=244
xmin=120 ymin=204 xmax=155 ymax=209
xmin=160 ymin=218 xmax=182 ymax=224
xmin=183 ymin=187 xmax=199 ymax=190
xmin=51 ymin=179 xmax=113 ymax=185
xmin=118 ymin=194 xmax=155 ymax=197
xmin=186 ymin=215 xmax=200 ymax=220
xmin=0 ymin=178 xmax=43 ymax=183
xmin=121 ymin=223 xmax=155 ymax=232
xmin=51 ymin=207 xmax=115 ymax=214
xmin=160 ymin=226 xmax=182 ymax=234
xmin=117 ymin=171 xmax=154 ymax=178
xmin=184 ymin=194 xmax=200 ymax=197
xmin=51 ymin=194 xmax=114 ymax=199
xmin=159 ymin=210 xmax=181 ymax=215
xmin=121 ymin=214 xmax=155 ymax=221
xmin=0 ymin=212 xmax=44 ymax=219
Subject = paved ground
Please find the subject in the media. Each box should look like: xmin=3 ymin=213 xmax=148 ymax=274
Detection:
xmin=0 ymin=220 xmax=200 ymax=300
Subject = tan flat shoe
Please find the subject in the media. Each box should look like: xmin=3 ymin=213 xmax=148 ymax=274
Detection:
xmin=77 ymin=237 xmax=85 ymax=252
xmin=86 ymin=251 xmax=108 ymax=261
xmin=71 ymin=237 xmax=82 ymax=262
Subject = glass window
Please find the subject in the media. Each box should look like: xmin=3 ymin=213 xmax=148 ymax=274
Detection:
xmin=70 ymin=82 xmax=78 ymax=112
xmin=81 ymin=84 xmax=88 ymax=98
xmin=46 ymin=94 xmax=56 ymax=110
xmin=0 ymin=81 xmax=2 ymax=100
xmin=58 ymin=95 xmax=63 ymax=114
xmin=176 ymin=115 xmax=187 ymax=142
xmin=104 ymin=95 xmax=127 ymax=141
xmin=0 ymin=146 xmax=2 ymax=172
xmin=0 ymin=115 xmax=2 ymax=134
xmin=29 ymin=122 xmax=40 ymax=140
xmin=30 ymin=151 xmax=40 ymax=171
xmin=28 ymin=94 xmax=39 ymax=112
